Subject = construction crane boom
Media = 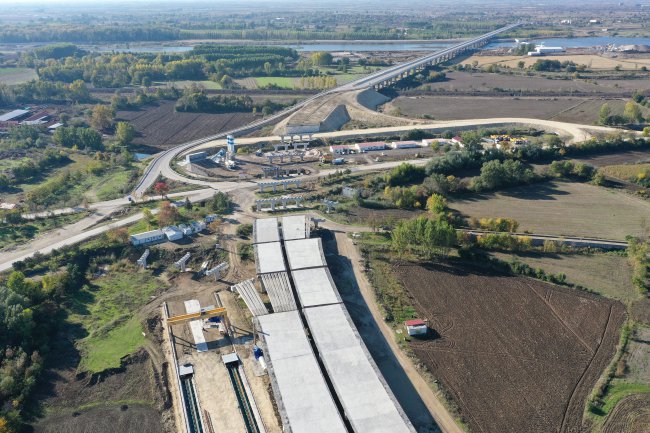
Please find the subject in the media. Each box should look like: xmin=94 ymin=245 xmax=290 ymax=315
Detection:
xmin=167 ymin=306 xmax=227 ymax=325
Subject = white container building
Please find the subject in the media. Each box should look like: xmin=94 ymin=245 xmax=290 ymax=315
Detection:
xmin=130 ymin=229 xmax=165 ymax=246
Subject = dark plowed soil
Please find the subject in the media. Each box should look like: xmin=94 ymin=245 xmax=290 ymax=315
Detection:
xmin=393 ymin=262 xmax=626 ymax=433
xmin=601 ymin=394 xmax=650 ymax=433
xmin=117 ymin=101 xmax=256 ymax=151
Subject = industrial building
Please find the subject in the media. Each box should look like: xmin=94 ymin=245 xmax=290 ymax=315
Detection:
xmin=185 ymin=151 xmax=207 ymax=164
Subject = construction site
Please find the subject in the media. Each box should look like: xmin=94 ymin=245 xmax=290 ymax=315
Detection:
xmin=161 ymin=214 xmax=417 ymax=433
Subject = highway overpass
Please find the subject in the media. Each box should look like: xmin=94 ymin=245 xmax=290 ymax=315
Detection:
xmin=341 ymin=23 xmax=522 ymax=91
xmin=132 ymin=23 xmax=521 ymax=196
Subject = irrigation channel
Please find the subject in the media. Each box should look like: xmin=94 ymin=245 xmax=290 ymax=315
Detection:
xmin=181 ymin=374 xmax=205 ymax=433
xmin=226 ymin=360 xmax=261 ymax=433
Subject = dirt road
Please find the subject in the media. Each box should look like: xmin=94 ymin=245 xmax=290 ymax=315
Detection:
xmin=332 ymin=231 xmax=464 ymax=433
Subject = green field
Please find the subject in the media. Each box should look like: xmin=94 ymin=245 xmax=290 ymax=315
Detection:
xmin=68 ymin=262 xmax=167 ymax=372
xmin=450 ymin=180 xmax=650 ymax=240
xmin=0 ymin=67 xmax=38 ymax=84
xmin=254 ymin=76 xmax=297 ymax=88
xmin=490 ymin=252 xmax=639 ymax=303
xmin=156 ymin=79 xmax=222 ymax=90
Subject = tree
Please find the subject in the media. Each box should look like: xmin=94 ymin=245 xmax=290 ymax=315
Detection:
xmin=184 ymin=197 xmax=192 ymax=210
xmin=210 ymin=191 xmax=232 ymax=213
xmin=115 ymin=122 xmax=135 ymax=146
xmin=153 ymin=181 xmax=169 ymax=198
xmin=311 ymin=51 xmax=333 ymax=66
xmin=157 ymin=201 xmax=179 ymax=227
xmin=599 ymin=103 xmax=611 ymax=125
xmin=643 ymin=126 xmax=650 ymax=137
xmin=69 ymin=79 xmax=89 ymax=102
xmin=624 ymin=101 xmax=643 ymax=123
xmin=426 ymin=194 xmax=447 ymax=214
xmin=90 ymin=104 xmax=114 ymax=131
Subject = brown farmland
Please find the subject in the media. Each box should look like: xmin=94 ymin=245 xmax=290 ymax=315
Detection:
xmin=116 ymin=101 xmax=256 ymax=151
xmin=393 ymin=262 xmax=626 ymax=433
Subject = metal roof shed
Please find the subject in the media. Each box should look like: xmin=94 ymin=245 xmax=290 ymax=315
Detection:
xmin=284 ymin=238 xmax=327 ymax=270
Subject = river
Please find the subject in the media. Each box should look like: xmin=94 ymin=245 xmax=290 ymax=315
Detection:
xmin=22 ymin=35 xmax=650 ymax=54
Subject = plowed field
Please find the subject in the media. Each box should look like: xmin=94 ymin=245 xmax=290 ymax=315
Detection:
xmin=117 ymin=101 xmax=256 ymax=150
xmin=394 ymin=262 xmax=626 ymax=433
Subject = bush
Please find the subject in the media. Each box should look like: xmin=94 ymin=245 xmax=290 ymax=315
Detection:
xmin=236 ymin=223 xmax=253 ymax=238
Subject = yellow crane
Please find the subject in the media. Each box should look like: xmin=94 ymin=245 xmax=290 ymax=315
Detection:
xmin=167 ymin=306 xmax=227 ymax=326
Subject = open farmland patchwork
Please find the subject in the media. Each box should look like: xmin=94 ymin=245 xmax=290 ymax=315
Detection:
xmin=116 ymin=101 xmax=256 ymax=150
xmin=389 ymin=95 xmax=642 ymax=124
xmin=449 ymin=181 xmax=650 ymax=240
xmin=394 ymin=262 xmax=626 ymax=433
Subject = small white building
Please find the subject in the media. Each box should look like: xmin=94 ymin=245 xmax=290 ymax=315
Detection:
xmin=179 ymin=224 xmax=193 ymax=236
xmin=329 ymin=144 xmax=353 ymax=154
xmin=405 ymin=319 xmax=427 ymax=336
xmin=391 ymin=140 xmax=420 ymax=149
xmin=528 ymin=45 xmax=565 ymax=56
xmin=355 ymin=141 xmax=386 ymax=152
xmin=191 ymin=220 xmax=206 ymax=233
xmin=205 ymin=214 xmax=219 ymax=223
xmin=130 ymin=229 xmax=165 ymax=246
xmin=162 ymin=226 xmax=184 ymax=241
xmin=451 ymin=136 xmax=465 ymax=147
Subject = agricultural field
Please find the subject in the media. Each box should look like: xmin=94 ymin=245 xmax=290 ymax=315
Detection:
xmin=465 ymin=54 xmax=650 ymax=71
xmin=592 ymin=325 xmax=650 ymax=433
xmin=449 ymin=180 xmax=650 ymax=240
xmin=393 ymin=262 xmax=626 ymax=433
xmin=412 ymin=70 xmax=650 ymax=94
xmin=0 ymin=66 xmax=37 ymax=84
xmin=571 ymin=149 xmax=650 ymax=167
xmin=116 ymin=101 xmax=256 ymax=150
xmin=154 ymin=79 xmax=222 ymax=90
xmin=387 ymin=95 xmax=640 ymax=124
xmin=490 ymin=252 xmax=639 ymax=303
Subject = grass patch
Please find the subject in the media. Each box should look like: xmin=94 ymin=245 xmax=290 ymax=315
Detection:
xmin=0 ymin=66 xmax=38 ymax=84
xmin=254 ymin=76 xmax=296 ymax=88
xmin=68 ymin=261 xmax=167 ymax=373
xmin=0 ymin=212 xmax=90 ymax=250
xmin=593 ymin=382 xmax=650 ymax=418
xmin=80 ymin=317 xmax=146 ymax=373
